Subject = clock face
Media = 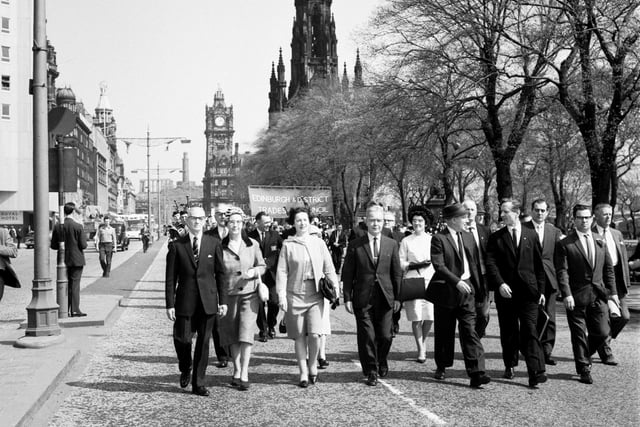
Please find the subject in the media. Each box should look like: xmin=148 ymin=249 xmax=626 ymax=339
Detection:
xmin=215 ymin=116 xmax=225 ymax=126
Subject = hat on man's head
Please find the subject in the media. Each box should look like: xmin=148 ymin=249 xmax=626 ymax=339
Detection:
xmin=442 ymin=203 xmax=467 ymax=219
xmin=188 ymin=206 xmax=206 ymax=218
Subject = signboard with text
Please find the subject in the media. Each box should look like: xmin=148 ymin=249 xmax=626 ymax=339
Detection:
xmin=248 ymin=186 xmax=333 ymax=219
xmin=0 ymin=211 xmax=22 ymax=224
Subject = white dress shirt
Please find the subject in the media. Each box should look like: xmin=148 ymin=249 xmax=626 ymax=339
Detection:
xmin=532 ymin=221 xmax=545 ymax=245
xmin=448 ymin=226 xmax=471 ymax=280
xmin=188 ymin=231 xmax=203 ymax=255
xmin=578 ymin=231 xmax=595 ymax=266
xmin=595 ymin=225 xmax=618 ymax=266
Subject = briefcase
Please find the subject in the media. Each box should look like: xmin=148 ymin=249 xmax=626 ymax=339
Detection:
xmin=398 ymin=277 xmax=426 ymax=302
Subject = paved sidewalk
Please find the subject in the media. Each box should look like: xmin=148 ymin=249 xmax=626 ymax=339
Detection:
xmin=0 ymin=239 xmax=165 ymax=427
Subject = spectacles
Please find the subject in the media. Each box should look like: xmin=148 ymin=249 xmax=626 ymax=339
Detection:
xmin=575 ymin=216 xmax=592 ymax=220
xmin=533 ymin=209 xmax=547 ymax=212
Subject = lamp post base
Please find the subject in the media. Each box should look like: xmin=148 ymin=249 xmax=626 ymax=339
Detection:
xmin=14 ymin=334 xmax=65 ymax=349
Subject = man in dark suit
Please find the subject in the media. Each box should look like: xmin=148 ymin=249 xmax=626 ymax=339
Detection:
xmin=328 ymin=224 xmax=347 ymax=272
xmin=526 ymin=198 xmax=564 ymax=365
xmin=204 ymin=207 xmax=229 ymax=367
xmin=249 ymin=212 xmax=283 ymax=341
xmin=166 ymin=206 xmax=227 ymax=396
xmin=463 ymin=199 xmax=492 ymax=338
xmin=0 ymin=226 xmax=20 ymax=302
xmin=342 ymin=203 xmax=402 ymax=386
xmin=556 ymin=204 xmax=617 ymax=384
xmin=592 ymin=203 xmax=630 ymax=366
xmin=429 ymin=203 xmax=491 ymax=388
xmin=51 ymin=202 xmax=88 ymax=317
xmin=486 ymin=199 xmax=547 ymax=388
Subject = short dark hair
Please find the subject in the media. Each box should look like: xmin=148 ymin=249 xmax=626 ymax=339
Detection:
xmin=531 ymin=198 xmax=548 ymax=210
xmin=572 ymin=203 xmax=592 ymax=217
xmin=63 ymin=202 xmax=76 ymax=216
xmin=287 ymin=206 xmax=310 ymax=225
xmin=255 ymin=211 xmax=268 ymax=221
xmin=407 ymin=205 xmax=433 ymax=226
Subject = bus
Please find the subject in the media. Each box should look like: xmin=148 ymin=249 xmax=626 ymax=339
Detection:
xmin=124 ymin=214 xmax=153 ymax=240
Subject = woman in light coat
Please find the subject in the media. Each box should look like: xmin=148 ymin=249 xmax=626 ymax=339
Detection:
xmin=276 ymin=207 xmax=339 ymax=388
xmin=219 ymin=209 xmax=266 ymax=390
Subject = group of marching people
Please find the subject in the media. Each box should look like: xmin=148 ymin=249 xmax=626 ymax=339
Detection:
xmin=164 ymin=198 xmax=635 ymax=396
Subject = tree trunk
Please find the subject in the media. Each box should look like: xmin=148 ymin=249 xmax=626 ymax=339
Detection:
xmin=494 ymin=158 xmax=513 ymax=201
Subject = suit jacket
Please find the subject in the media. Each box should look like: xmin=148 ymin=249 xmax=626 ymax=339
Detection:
xmin=165 ymin=233 xmax=227 ymax=317
xmin=328 ymin=229 xmax=348 ymax=252
xmin=341 ymin=234 xmax=402 ymax=309
xmin=429 ymin=228 xmax=483 ymax=309
xmin=248 ymin=228 xmax=282 ymax=287
xmin=591 ymin=225 xmax=630 ymax=297
xmin=0 ymin=228 xmax=20 ymax=290
xmin=207 ymin=226 xmax=227 ymax=241
xmin=555 ymin=230 xmax=616 ymax=306
xmin=526 ymin=221 xmax=563 ymax=292
xmin=50 ymin=217 xmax=87 ymax=267
xmin=486 ymin=225 xmax=546 ymax=301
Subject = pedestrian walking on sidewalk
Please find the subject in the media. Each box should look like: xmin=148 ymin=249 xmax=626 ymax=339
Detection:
xmin=218 ymin=208 xmax=266 ymax=391
xmin=95 ymin=215 xmax=117 ymax=277
xmin=0 ymin=226 xmax=20 ymax=302
xmin=165 ymin=206 xmax=228 ymax=397
xmin=51 ymin=202 xmax=88 ymax=317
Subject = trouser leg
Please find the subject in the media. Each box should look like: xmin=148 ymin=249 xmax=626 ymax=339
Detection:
xmin=434 ymin=305 xmax=456 ymax=369
xmin=495 ymin=295 xmax=519 ymax=368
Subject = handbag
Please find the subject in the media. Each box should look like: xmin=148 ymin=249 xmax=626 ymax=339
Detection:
xmin=279 ymin=317 xmax=287 ymax=334
xmin=399 ymin=277 xmax=427 ymax=302
xmin=257 ymin=278 xmax=269 ymax=303
xmin=319 ymin=277 xmax=337 ymax=305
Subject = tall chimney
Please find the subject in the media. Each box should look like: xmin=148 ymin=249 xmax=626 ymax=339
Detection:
xmin=182 ymin=152 xmax=189 ymax=185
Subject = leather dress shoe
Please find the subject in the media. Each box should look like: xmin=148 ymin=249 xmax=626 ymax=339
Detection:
xmin=378 ymin=365 xmax=389 ymax=378
xmin=579 ymin=371 xmax=593 ymax=384
xmin=238 ymin=380 xmax=250 ymax=391
xmin=528 ymin=372 xmax=547 ymax=388
xmin=268 ymin=328 xmax=276 ymax=339
xmin=192 ymin=386 xmax=210 ymax=396
xmin=366 ymin=372 xmax=378 ymax=386
xmin=217 ymin=360 xmax=228 ymax=368
xmin=258 ymin=332 xmax=268 ymax=343
xmin=470 ymin=374 xmax=491 ymax=388
xmin=503 ymin=367 xmax=515 ymax=379
xmin=545 ymin=357 xmax=557 ymax=366
xmin=434 ymin=368 xmax=445 ymax=380
xmin=180 ymin=371 xmax=190 ymax=388
xmin=71 ymin=312 xmax=87 ymax=317
xmin=602 ymin=356 xmax=618 ymax=366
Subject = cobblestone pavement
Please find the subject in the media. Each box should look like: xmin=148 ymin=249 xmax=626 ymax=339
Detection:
xmin=46 ymin=245 xmax=640 ymax=427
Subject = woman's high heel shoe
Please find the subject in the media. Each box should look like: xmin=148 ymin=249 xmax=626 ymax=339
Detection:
xmin=298 ymin=379 xmax=308 ymax=388
xmin=309 ymin=374 xmax=318 ymax=385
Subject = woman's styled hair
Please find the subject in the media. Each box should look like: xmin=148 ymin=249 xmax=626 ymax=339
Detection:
xmin=287 ymin=206 xmax=310 ymax=225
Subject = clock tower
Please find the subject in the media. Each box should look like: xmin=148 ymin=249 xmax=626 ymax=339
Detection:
xmin=203 ymin=87 xmax=240 ymax=213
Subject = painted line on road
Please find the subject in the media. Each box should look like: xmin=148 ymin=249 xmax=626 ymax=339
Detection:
xmin=352 ymin=361 xmax=446 ymax=425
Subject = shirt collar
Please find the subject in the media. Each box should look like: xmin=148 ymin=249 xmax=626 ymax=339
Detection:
xmin=368 ymin=232 xmax=380 ymax=242
xmin=595 ymin=224 xmax=607 ymax=235
xmin=189 ymin=231 xmax=203 ymax=241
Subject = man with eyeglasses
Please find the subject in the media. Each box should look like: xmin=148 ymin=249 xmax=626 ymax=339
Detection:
xmin=166 ymin=206 xmax=228 ymax=396
xmin=555 ymin=204 xmax=617 ymax=384
xmin=524 ymin=199 xmax=564 ymax=366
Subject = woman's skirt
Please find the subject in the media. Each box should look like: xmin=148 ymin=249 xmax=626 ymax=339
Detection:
xmin=219 ymin=291 xmax=260 ymax=347
xmin=285 ymin=279 xmax=324 ymax=339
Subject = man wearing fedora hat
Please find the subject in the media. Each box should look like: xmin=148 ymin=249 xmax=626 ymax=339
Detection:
xmin=166 ymin=206 xmax=228 ymax=396
xmin=486 ymin=199 xmax=547 ymax=388
xmin=428 ymin=203 xmax=490 ymax=388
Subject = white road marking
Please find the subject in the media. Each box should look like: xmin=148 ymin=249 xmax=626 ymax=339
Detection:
xmin=352 ymin=361 xmax=446 ymax=425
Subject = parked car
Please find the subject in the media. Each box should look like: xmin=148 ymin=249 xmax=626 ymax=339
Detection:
xmin=24 ymin=231 xmax=35 ymax=248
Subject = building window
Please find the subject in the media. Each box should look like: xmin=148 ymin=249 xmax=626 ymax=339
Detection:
xmin=1 ymin=17 xmax=8 ymax=33
xmin=221 ymin=179 xmax=227 ymax=186
xmin=1 ymin=75 xmax=8 ymax=91
xmin=1 ymin=46 xmax=9 ymax=62
xmin=1 ymin=103 xmax=9 ymax=119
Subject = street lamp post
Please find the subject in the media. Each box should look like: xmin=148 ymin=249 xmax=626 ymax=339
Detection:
xmin=119 ymin=131 xmax=189 ymax=239
xmin=131 ymin=165 xmax=181 ymax=240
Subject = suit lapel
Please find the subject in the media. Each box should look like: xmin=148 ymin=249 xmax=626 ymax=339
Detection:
xmin=572 ymin=233 xmax=591 ymax=268
xmin=185 ymin=235 xmax=197 ymax=268
xmin=444 ymin=230 xmax=462 ymax=263
xmin=501 ymin=228 xmax=517 ymax=256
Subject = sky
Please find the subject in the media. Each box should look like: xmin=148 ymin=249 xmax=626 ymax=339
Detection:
xmin=46 ymin=0 xmax=385 ymax=188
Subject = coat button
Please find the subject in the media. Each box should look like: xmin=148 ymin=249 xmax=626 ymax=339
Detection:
xmin=239 ymin=287 xmax=243 ymax=291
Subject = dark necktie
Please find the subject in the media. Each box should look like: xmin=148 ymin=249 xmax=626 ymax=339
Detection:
xmin=373 ymin=237 xmax=379 ymax=261
xmin=192 ymin=236 xmax=199 ymax=263
xmin=584 ymin=234 xmax=592 ymax=266
xmin=511 ymin=228 xmax=518 ymax=250
xmin=456 ymin=232 xmax=465 ymax=262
